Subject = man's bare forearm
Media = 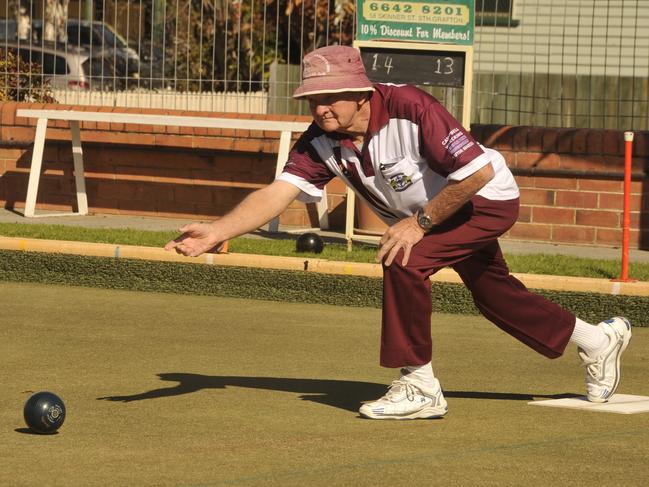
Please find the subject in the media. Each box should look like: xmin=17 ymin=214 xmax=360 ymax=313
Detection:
xmin=422 ymin=163 xmax=495 ymax=226
xmin=211 ymin=180 xmax=301 ymax=240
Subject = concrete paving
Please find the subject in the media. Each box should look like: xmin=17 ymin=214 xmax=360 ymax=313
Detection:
xmin=1 ymin=208 xmax=648 ymax=263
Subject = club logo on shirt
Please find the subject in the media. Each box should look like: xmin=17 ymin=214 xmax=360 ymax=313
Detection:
xmin=387 ymin=173 xmax=413 ymax=192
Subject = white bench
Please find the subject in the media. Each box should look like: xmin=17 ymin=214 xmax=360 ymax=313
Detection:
xmin=15 ymin=109 xmax=326 ymax=232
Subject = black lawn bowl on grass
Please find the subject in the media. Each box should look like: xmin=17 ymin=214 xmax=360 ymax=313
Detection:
xmin=2 ymin=282 xmax=649 ymax=486
xmin=296 ymin=232 xmax=324 ymax=254
xmin=23 ymin=391 xmax=66 ymax=434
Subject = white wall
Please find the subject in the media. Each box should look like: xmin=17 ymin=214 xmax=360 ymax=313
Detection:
xmin=474 ymin=0 xmax=649 ymax=77
xmin=52 ymin=89 xmax=269 ymax=113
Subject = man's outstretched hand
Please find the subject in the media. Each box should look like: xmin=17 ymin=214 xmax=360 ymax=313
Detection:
xmin=164 ymin=223 xmax=224 ymax=257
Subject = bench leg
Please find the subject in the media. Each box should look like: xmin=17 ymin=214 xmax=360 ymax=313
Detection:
xmin=317 ymin=187 xmax=330 ymax=230
xmin=24 ymin=118 xmax=48 ymax=217
xmin=70 ymin=121 xmax=88 ymax=215
xmin=268 ymin=130 xmax=293 ymax=233
xmin=345 ymin=187 xmax=355 ymax=251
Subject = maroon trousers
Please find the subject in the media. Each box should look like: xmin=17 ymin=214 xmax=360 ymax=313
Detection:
xmin=380 ymin=196 xmax=576 ymax=368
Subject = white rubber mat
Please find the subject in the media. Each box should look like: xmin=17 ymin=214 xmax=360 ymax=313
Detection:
xmin=528 ymin=394 xmax=649 ymax=414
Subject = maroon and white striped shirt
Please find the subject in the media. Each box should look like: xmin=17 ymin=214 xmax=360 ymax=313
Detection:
xmin=278 ymin=84 xmax=519 ymax=224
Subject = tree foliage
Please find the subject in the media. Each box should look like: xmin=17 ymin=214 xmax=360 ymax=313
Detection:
xmin=0 ymin=49 xmax=56 ymax=103
xmin=159 ymin=0 xmax=355 ymax=92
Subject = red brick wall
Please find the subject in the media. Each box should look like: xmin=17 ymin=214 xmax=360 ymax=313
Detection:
xmin=472 ymin=125 xmax=649 ymax=249
xmin=1 ymin=102 xmax=648 ymax=249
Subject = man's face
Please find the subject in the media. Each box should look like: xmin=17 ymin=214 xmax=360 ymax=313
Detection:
xmin=306 ymin=92 xmax=365 ymax=133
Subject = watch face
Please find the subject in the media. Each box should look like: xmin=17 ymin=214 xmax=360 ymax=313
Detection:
xmin=418 ymin=213 xmax=433 ymax=230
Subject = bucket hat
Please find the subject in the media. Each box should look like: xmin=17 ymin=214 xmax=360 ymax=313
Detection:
xmin=293 ymin=45 xmax=375 ymax=98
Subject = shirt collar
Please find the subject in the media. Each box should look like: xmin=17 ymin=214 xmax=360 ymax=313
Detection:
xmin=367 ymin=86 xmax=390 ymax=136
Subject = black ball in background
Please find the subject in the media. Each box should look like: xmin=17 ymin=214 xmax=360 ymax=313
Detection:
xmin=296 ymin=232 xmax=324 ymax=254
xmin=23 ymin=391 xmax=66 ymax=434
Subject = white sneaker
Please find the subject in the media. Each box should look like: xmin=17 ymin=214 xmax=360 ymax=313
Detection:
xmin=578 ymin=317 xmax=632 ymax=403
xmin=359 ymin=373 xmax=448 ymax=420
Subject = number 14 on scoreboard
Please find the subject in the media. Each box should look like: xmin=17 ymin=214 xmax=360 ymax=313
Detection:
xmin=371 ymin=53 xmax=394 ymax=74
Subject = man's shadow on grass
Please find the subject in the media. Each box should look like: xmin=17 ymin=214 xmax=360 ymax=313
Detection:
xmin=98 ymin=373 xmax=580 ymax=412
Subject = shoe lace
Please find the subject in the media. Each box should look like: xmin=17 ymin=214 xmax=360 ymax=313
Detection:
xmin=580 ymin=353 xmax=603 ymax=380
xmin=385 ymin=379 xmax=418 ymax=402
xmin=579 ymin=333 xmax=622 ymax=381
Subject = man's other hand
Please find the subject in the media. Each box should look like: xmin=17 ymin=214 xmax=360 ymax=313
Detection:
xmin=377 ymin=216 xmax=425 ymax=266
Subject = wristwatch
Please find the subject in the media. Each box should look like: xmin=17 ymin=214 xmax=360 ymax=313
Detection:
xmin=416 ymin=209 xmax=434 ymax=232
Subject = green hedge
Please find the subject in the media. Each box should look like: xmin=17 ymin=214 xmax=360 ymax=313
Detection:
xmin=1 ymin=250 xmax=647 ymax=326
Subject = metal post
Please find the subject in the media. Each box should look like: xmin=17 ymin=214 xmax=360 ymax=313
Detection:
xmin=619 ymin=131 xmax=634 ymax=281
xmin=84 ymin=0 xmax=93 ymax=21
xmin=152 ymin=0 xmax=166 ymax=52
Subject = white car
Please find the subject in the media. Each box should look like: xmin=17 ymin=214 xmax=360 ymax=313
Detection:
xmin=2 ymin=41 xmax=91 ymax=90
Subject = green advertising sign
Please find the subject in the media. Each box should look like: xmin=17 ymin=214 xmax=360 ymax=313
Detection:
xmin=356 ymin=0 xmax=475 ymax=45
